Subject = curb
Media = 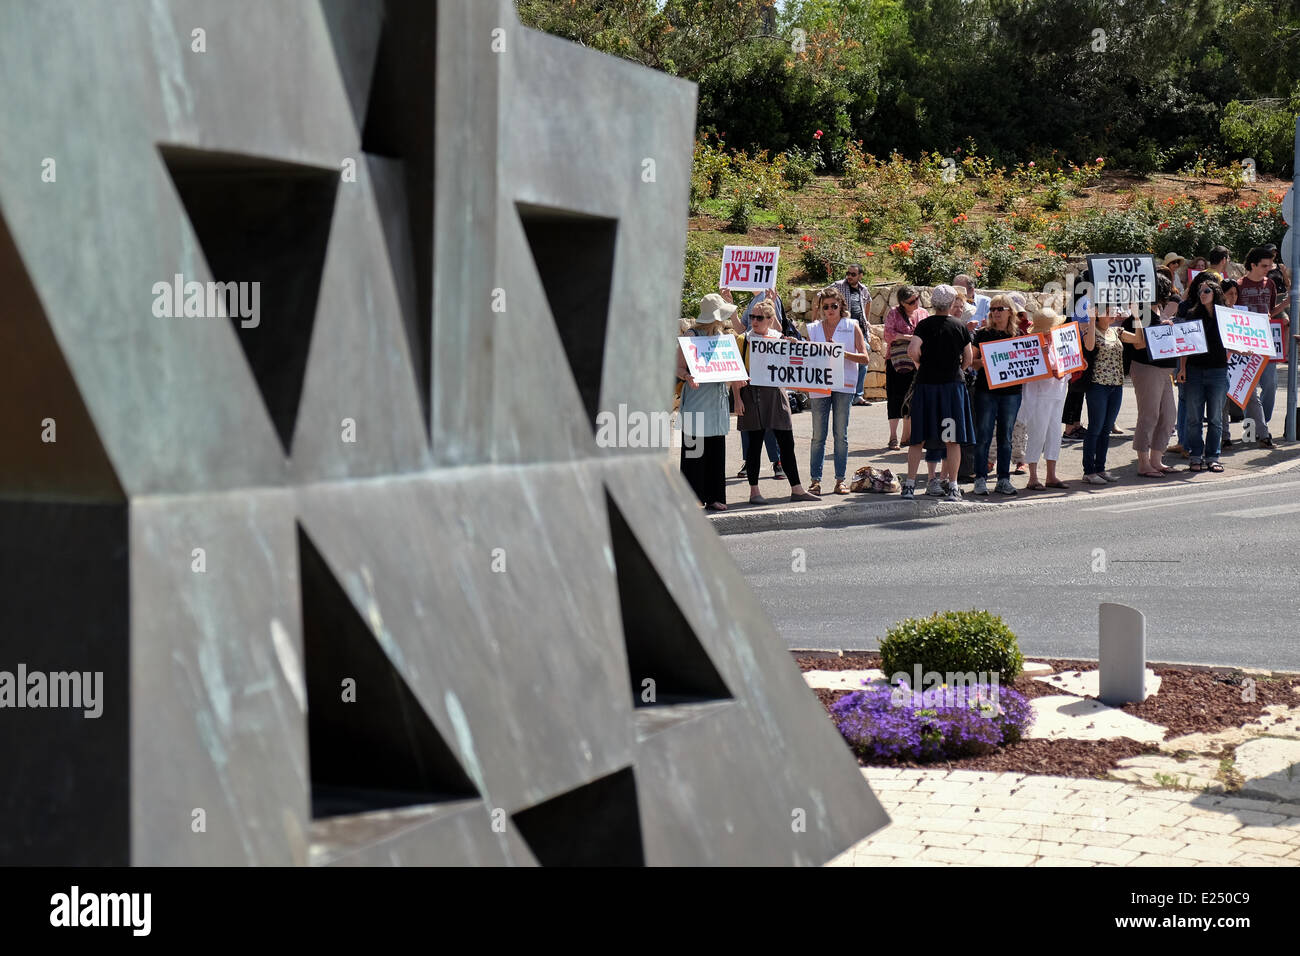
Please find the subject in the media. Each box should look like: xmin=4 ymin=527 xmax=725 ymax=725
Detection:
xmin=789 ymin=650 xmax=1300 ymax=680
xmin=709 ymin=451 xmax=1300 ymax=536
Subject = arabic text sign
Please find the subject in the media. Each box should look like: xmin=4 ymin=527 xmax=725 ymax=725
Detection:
xmin=1145 ymin=321 xmax=1208 ymax=360
xmin=1046 ymin=322 xmax=1086 ymax=378
xmin=678 ymin=335 xmax=748 ymax=383
xmin=1214 ymin=305 xmax=1273 ymax=357
xmin=746 ymin=336 xmax=844 ymax=391
xmin=718 ymin=246 xmax=779 ymax=292
xmin=980 ymin=334 xmax=1051 ymax=389
xmin=1226 ymin=349 xmax=1268 ymax=410
xmin=1089 ymin=254 xmax=1156 ymax=305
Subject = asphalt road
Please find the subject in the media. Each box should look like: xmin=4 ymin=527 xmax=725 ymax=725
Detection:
xmin=722 ymin=467 xmax=1300 ymax=670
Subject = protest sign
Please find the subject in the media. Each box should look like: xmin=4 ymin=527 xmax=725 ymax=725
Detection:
xmin=678 ymin=334 xmax=748 ymax=383
xmin=1145 ymin=321 xmax=1208 ymax=361
xmin=718 ymin=246 xmax=779 ymax=292
xmin=1088 ymin=254 xmax=1156 ymax=306
xmin=1214 ymin=305 xmax=1273 ymax=357
xmin=1226 ymin=349 xmax=1268 ymax=410
xmin=979 ymin=334 xmax=1051 ymax=389
xmin=1044 ymin=322 xmax=1086 ymax=378
xmin=746 ymin=336 xmax=843 ymax=392
xmin=1270 ymin=319 xmax=1288 ymax=364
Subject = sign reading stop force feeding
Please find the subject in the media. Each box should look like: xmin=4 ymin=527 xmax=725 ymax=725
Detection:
xmin=678 ymin=334 xmax=749 ymax=383
xmin=980 ymin=334 xmax=1052 ymax=388
xmin=746 ymin=337 xmax=844 ymax=391
xmin=719 ymin=246 xmax=779 ymax=292
xmin=1088 ymin=254 xmax=1157 ymax=306
xmin=1215 ymin=305 xmax=1274 ymax=357
xmin=1145 ymin=321 xmax=1209 ymax=360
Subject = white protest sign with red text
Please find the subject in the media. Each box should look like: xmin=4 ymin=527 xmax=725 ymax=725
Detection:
xmin=746 ymin=336 xmax=843 ymax=394
xmin=718 ymin=246 xmax=779 ymax=292
xmin=1145 ymin=321 xmax=1208 ymax=361
xmin=1226 ymin=350 xmax=1268 ymax=410
xmin=678 ymin=335 xmax=749 ymax=383
xmin=1044 ymin=322 xmax=1086 ymax=378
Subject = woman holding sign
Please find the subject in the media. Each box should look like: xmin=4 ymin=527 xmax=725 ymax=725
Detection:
xmin=806 ymin=287 xmax=870 ymax=496
xmin=737 ymin=300 xmax=820 ymax=504
xmin=1080 ymin=304 xmax=1129 ymax=484
xmin=1175 ymin=281 xmax=1228 ymax=473
xmin=1121 ymin=274 xmax=1179 ymax=477
xmin=676 ymin=294 xmax=746 ymax=510
xmin=1021 ymin=308 xmax=1072 ymax=490
xmin=969 ymin=295 xmax=1025 ymax=496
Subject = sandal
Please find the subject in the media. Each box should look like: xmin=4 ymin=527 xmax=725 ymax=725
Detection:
xmin=1025 ymin=481 xmax=1046 ymax=490
xmin=1013 ymin=465 xmax=1027 ymax=475
xmin=1207 ymin=461 xmax=1224 ymax=473
xmin=1138 ymin=470 xmax=1163 ymax=478
xmin=706 ymin=502 xmax=728 ymax=511
xmin=833 ymin=480 xmax=849 ymax=495
xmin=790 ymin=491 xmax=821 ymax=502
xmin=888 ymin=438 xmax=900 ymax=450
xmin=748 ymin=495 xmax=769 ymax=505
xmin=807 ymin=481 xmax=821 ymax=495
xmin=1045 ymin=480 xmax=1069 ymax=489
xmin=735 ymin=466 xmax=748 ymax=478
xmin=1188 ymin=461 xmax=1204 ymax=472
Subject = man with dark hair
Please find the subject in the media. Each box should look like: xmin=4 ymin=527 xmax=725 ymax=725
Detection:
xmin=1237 ymin=246 xmax=1287 ymax=446
xmin=1208 ymin=246 xmax=1231 ymax=278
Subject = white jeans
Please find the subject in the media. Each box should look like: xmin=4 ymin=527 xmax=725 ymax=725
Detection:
xmin=1021 ymin=376 xmax=1070 ymax=463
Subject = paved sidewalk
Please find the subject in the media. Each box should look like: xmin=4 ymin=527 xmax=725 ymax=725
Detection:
xmin=829 ymin=768 xmax=1300 ymax=867
xmin=675 ymin=382 xmax=1300 ymax=533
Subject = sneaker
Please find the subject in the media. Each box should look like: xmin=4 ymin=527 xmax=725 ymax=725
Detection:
xmin=926 ymin=478 xmax=945 ymax=496
xmin=973 ymin=477 xmax=989 ymax=496
xmin=1060 ymin=431 xmax=1081 ymax=444
xmin=1223 ymin=437 xmax=1235 ymax=447
xmin=1100 ymin=471 xmax=1119 ymax=482
xmin=944 ymin=484 xmax=963 ymax=502
xmin=735 ymin=466 xmax=749 ymax=478
xmin=900 ymin=480 xmax=915 ymax=500
xmin=1083 ymin=473 xmax=1108 ymax=485
xmin=853 ymin=397 xmax=868 ymax=406
xmin=773 ymin=461 xmax=785 ymax=479
xmin=1258 ymin=437 xmax=1275 ymax=449
xmin=994 ymin=478 xmax=1018 ymax=495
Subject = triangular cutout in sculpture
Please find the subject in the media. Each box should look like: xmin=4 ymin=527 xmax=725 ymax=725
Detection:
xmin=358 ymin=0 xmax=436 ymax=433
xmin=297 ymin=525 xmax=479 ymax=818
xmin=512 ymin=767 xmax=644 ymax=866
xmin=517 ymin=203 xmax=618 ymax=429
xmin=0 ymin=213 xmax=124 ymax=502
xmin=160 ymin=146 xmax=339 ymax=453
xmin=606 ymin=494 xmax=732 ymax=717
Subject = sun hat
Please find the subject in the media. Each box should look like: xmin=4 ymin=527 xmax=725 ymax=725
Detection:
xmin=1030 ymin=307 xmax=1066 ymax=333
xmin=695 ymin=293 xmax=737 ymax=327
xmin=1162 ymin=251 xmax=1186 ymax=267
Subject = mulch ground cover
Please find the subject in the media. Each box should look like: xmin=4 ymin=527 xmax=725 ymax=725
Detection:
xmin=797 ymin=653 xmax=1298 ymax=779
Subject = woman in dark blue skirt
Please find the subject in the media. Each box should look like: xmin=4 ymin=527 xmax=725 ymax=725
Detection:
xmin=900 ymin=284 xmax=975 ymax=502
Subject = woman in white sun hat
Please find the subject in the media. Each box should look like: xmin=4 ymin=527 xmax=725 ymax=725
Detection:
xmin=676 ymin=293 xmax=746 ymax=511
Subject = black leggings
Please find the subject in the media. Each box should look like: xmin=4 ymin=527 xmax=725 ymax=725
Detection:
xmin=680 ymin=435 xmax=726 ymax=505
xmin=744 ymin=428 xmax=800 ymax=487
xmin=1063 ymin=389 xmax=1084 ymax=426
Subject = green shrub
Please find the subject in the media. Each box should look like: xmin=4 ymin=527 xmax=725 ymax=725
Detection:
xmin=978 ymin=220 xmax=1019 ymax=287
xmin=781 ymin=146 xmax=817 ymax=190
xmin=888 ymin=236 xmax=967 ymax=287
xmin=879 ymin=610 xmax=1025 ymax=684
xmin=680 ymin=239 xmax=717 ymax=319
xmin=726 ymin=196 xmax=753 ymax=233
xmin=775 ymin=199 xmax=802 ymax=233
xmin=798 ymin=235 xmax=856 ymax=284
xmin=1221 ymin=94 xmax=1298 ymax=175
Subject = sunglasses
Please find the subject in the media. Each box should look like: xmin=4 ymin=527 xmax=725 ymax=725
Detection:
xmin=989 ymin=306 xmax=1010 ymax=313
xmin=903 ymin=298 xmax=918 ymax=307
xmin=820 ymin=303 xmax=840 ymax=311
xmin=1199 ymin=287 xmax=1215 ymax=295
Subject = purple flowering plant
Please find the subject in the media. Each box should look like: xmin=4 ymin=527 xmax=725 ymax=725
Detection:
xmin=831 ymin=680 xmax=1033 ymax=763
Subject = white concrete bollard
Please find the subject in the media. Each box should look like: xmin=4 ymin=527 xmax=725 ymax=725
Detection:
xmin=1098 ymin=602 xmax=1146 ymax=706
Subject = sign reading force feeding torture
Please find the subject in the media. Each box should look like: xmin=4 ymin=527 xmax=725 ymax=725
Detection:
xmin=1145 ymin=321 xmax=1209 ymax=360
xmin=1044 ymin=322 xmax=1086 ymax=378
xmin=1215 ymin=305 xmax=1274 ymax=357
xmin=747 ymin=337 xmax=844 ymax=391
xmin=1226 ymin=349 xmax=1268 ymax=409
xmin=980 ymin=334 xmax=1051 ymax=388
xmin=1088 ymin=254 xmax=1157 ymax=306
xmin=719 ymin=246 xmax=780 ymax=292
xmin=678 ymin=335 xmax=749 ymax=383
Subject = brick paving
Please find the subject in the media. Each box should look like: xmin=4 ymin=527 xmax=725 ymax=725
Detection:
xmin=828 ymin=768 xmax=1300 ymax=867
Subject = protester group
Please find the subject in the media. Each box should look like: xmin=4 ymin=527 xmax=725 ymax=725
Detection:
xmin=676 ymin=245 xmax=1294 ymax=510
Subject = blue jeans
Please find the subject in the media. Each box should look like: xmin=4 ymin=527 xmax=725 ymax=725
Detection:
xmin=855 ymin=363 xmax=867 ymax=397
xmin=1083 ymin=384 xmax=1123 ymax=475
xmin=1175 ymin=382 xmax=1186 ymax=446
xmin=1260 ymin=361 xmax=1277 ymax=424
xmin=740 ymin=429 xmax=779 ymax=465
xmin=810 ymin=391 xmax=853 ymax=482
xmin=973 ymin=389 xmax=1023 ymax=481
xmin=1184 ymin=366 xmax=1228 ymax=462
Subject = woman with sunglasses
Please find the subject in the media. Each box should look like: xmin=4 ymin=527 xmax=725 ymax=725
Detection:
xmin=883 ymin=285 xmax=926 ymax=450
xmin=969 ymin=295 xmax=1024 ymax=495
xmin=1175 ymin=280 xmax=1229 ymax=473
xmin=737 ymin=300 xmax=821 ymax=504
xmin=806 ymin=287 xmax=870 ymax=495
xmin=1080 ymin=301 xmax=1137 ymax=484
